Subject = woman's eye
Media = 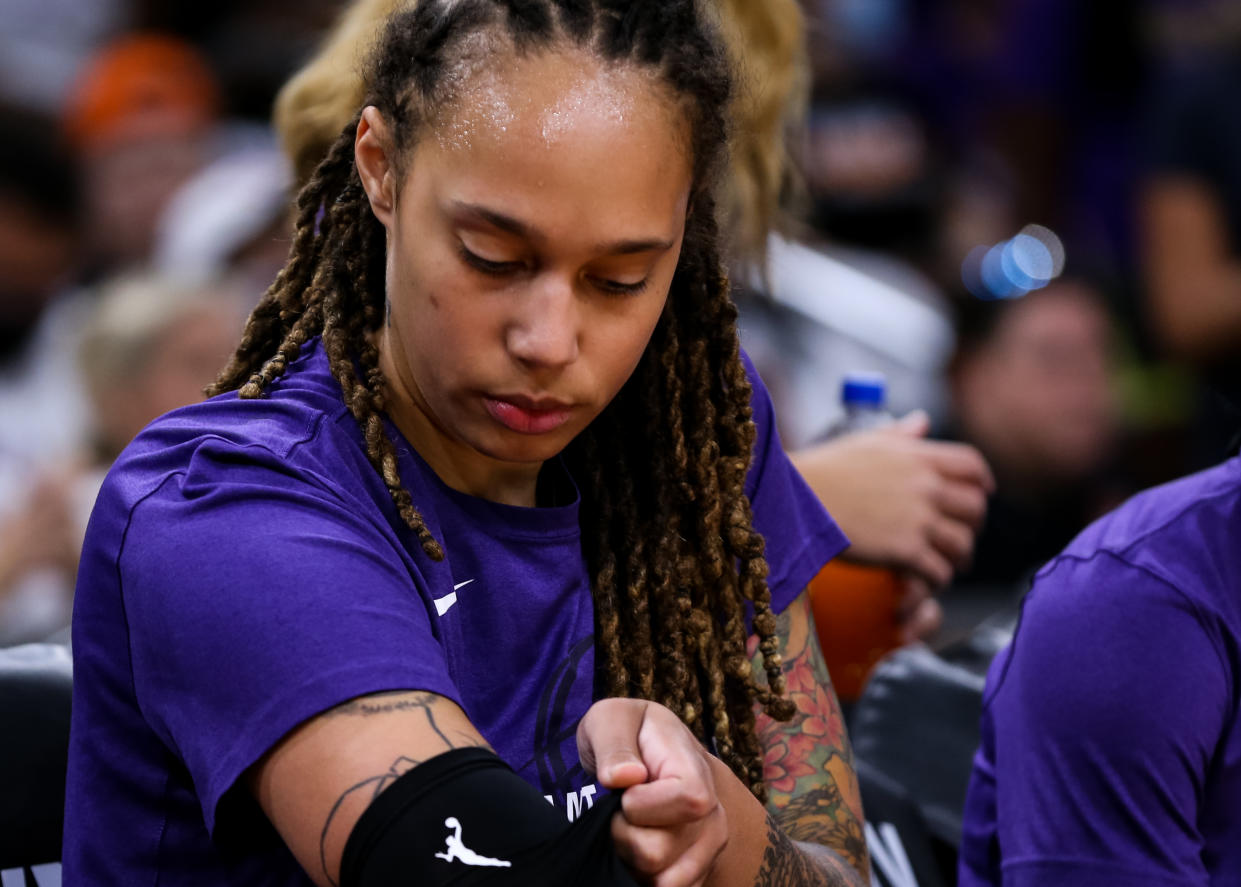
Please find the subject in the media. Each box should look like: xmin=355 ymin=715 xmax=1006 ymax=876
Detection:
xmin=593 ymin=277 xmax=650 ymax=296
xmin=459 ymin=245 xmax=522 ymax=276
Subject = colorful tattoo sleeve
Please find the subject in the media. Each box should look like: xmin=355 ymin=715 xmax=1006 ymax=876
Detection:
xmin=749 ymin=590 xmax=870 ymax=883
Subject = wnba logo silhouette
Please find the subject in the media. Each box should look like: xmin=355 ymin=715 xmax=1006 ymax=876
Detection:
xmin=434 ymin=817 xmax=512 ymax=868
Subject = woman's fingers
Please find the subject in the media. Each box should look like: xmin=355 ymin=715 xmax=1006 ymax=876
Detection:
xmin=925 ymin=440 xmax=996 ymax=492
xmin=622 ymin=772 xmax=717 ymax=827
xmin=908 ymin=542 xmax=954 ymax=589
xmin=582 ymin=699 xmax=728 ymax=887
xmin=577 ymin=699 xmax=650 ymax=789
xmin=612 ymin=804 xmax=726 ymax=887
xmin=927 ymin=514 xmax=976 ymax=569
xmin=649 ymin=820 xmax=727 ymax=887
xmin=932 ymin=478 xmax=989 ymax=530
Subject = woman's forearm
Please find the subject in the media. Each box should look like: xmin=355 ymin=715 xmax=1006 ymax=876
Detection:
xmin=704 ymin=756 xmax=868 ymax=887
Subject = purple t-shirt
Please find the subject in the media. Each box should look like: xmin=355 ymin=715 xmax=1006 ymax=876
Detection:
xmin=63 ymin=340 xmax=846 ymax=884
xmin=959 ymin=456 xmax=1241 ymax=886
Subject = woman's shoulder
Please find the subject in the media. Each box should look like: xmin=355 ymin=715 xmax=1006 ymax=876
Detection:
xmin=101 ymin=344 xmax=373 ymax=517
xmin=1034 ymin=456 xmax=1241 ymax=617
xmin=995 ymin=458 xmax=1241 ymax=726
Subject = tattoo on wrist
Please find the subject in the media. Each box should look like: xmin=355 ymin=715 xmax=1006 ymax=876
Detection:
xmin=776 ymin=786 xmax=868 ymax=871
xmin=754 ymin=814 xmax=865 ymax=887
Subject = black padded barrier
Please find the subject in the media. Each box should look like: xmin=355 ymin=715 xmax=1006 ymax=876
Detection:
xmin=0 ymin=644 xmax=73 ymax=871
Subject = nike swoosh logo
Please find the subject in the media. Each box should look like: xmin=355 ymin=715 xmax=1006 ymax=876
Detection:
xmin=434 ymin=580 xmax=475 ymax=617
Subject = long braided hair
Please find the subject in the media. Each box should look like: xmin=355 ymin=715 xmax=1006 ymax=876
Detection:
xmin=210 ymin=0 xmax=795 ymax=800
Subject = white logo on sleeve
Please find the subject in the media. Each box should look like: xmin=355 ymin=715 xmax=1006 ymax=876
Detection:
xmin=434 ymin=579 xmax=475 ymax=617
xmin=434 ymin=816 xmax=512 ymax=868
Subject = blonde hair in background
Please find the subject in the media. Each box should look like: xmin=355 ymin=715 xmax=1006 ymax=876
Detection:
xmin=79 ymin=272 xmax=222 ymax=387
xmin=275 ymin=0 xmax=808 ymax=270
xmin=712 ymin=0 xmax=809 ymax=269
xmin=273 ymin=0 xmax=416 ymax=187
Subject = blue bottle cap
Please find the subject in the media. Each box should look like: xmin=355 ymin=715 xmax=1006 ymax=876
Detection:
xmin=841 ymin=372 xmax=887 ymax=407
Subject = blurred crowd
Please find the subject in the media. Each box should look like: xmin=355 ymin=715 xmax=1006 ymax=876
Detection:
xmin=2 ymin=0 xmax=1240 ymax=883
xmin=772 ymin=0 xmax=1241 ymax=644
xmin=1 ymin=0 xmax=1238 ymax=644
xmin=0 ymin=0 xmax=1232 ymax=642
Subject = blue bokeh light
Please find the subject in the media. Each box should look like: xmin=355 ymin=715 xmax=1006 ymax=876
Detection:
xmin=981 ymin=243 xmax=1029 ymax=300
xmin=960 ymin=224 xmax=1066 ymax=301
xmin=1006 ymin=233 xmax=1054 ymax=286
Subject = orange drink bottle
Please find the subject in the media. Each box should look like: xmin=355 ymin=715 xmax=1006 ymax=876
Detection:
xmin=810 ymin=559 xmax=904 ymax=702
xmin=809 ymin=373 xmax=905 ymax=703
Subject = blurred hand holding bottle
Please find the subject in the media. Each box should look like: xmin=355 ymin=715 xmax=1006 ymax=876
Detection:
xmin=809 ymin=373 xmax=907 ymax=702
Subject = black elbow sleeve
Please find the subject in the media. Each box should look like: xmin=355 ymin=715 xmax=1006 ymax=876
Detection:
xmin=340 ymin=747 xmax=640 ymax=887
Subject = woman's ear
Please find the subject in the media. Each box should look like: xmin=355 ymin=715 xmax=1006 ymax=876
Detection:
xmin=355 ymin=106 xmax=398 ymax=229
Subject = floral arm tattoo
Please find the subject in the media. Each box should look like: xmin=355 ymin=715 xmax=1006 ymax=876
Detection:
xmin=748 ymin=591 xmax=870 ymax=886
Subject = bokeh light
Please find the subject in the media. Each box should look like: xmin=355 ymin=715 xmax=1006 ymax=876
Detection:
xmin=961 ymin=224 xmax=1066 ymax=300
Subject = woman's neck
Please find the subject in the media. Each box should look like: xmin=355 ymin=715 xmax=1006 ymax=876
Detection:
xmin=375 ymin=332 xmax=544 ymax=507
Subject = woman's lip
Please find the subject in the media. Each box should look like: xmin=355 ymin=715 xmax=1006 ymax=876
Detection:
xmin=483 ymin=396 xmax=574 ymax=434
xmin=496 ymin=393 xmax=573 ymax=412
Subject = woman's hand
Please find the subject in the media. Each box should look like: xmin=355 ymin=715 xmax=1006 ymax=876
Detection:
xmin=791 ymin=411 xmax=994 ymax=589
xmin=578 ymin=698 xmax=730 ymax=887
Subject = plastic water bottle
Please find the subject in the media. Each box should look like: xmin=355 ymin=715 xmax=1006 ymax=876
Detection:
xmin=828 ymin=372 xmax=895 ymax=436
xmin=809 ymin=372 xmax=905 ymax=703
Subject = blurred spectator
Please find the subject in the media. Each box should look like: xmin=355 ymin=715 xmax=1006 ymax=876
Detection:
xmin=867 ymin=0 xmax=1146 ymax=281
xmin=718 ymin=0 xmax=956 ymax=444
xmin=1140 ymin=49 xmax=1241 ymax=469
xmin=738 ymin=240 xmax=954 ymax=448
xmin=0 ymin=272 xmax=240 ymax=644
xmin=0 ymin=105 xmax=93 ymax=646
xmin=1145 ymin=0 xmax=1241 ymax=64
xmin=0 ymin=104 xmax=82 ymax=360
xmin=716 ymin=0 xmax=991 ymax=637
xmin=800 ymin=0 xmax=909 ymax=84
xmin=734 ymin=4 xmax=965 ymax=448
xmin=154 ymin=142 xmax=294 ymax=300
xmin=0 ymin=0 xmax=128 ymax=112
xmin=272 ymin=0 xmax=403 ymax=186
xmin=0 ymin=468 xmax=89 ymax=647
xmin=63 ymin=33 xmax=221 ymax=278
xmin=800 ymin=86 xmax=946 ymax=278
xmin=945 ymin=278 xmax=1123 ymax=590
xmin=0 ymin=103 xmax=92 ymax=476
xmin=77 ymin=271 xmax=242 ymax=463
xmin=134 ymin=0 xmax=343 ymax=122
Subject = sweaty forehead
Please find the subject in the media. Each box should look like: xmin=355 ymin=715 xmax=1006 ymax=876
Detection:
xmin=426 ymin=43 xmax=689 ymax=161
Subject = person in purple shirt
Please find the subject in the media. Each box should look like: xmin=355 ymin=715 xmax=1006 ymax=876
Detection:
xmin=63 ymin=2 xmax=870 ymax=886
xmin=959 ymin=452 xmax=1241 ymax=885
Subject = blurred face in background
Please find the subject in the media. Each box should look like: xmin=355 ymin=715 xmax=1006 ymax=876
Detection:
xmin=953 ymin=280 xmax=1119 ymax=488
xmin=83 ymin=127 xmax=211 ymax=271
xmin=0 ymin=192 xmax=78 ymax=351
xmin=88 ymin=299 xmax=238 ymax=458
xmin=66 ymin=35 xmax=220 ymax=273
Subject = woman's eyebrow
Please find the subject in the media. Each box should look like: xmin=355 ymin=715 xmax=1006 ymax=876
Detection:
xmin=450 ymin=200 xmax=674 ymax=256
xmin=452 ymin=200 xmax=532 ymax=238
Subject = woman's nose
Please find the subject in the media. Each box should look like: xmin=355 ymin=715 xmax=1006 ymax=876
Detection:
xmin=505 ymin=273 xmax=581 ymax=370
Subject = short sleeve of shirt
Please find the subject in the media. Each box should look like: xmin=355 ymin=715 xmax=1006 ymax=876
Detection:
xmin=116 ymin=437 xmax=458 ymax=837
xmin=960 ymin=551 xmax=1228 ymax=887
xmin=741 ymin=350 xmax=849 ymax=614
